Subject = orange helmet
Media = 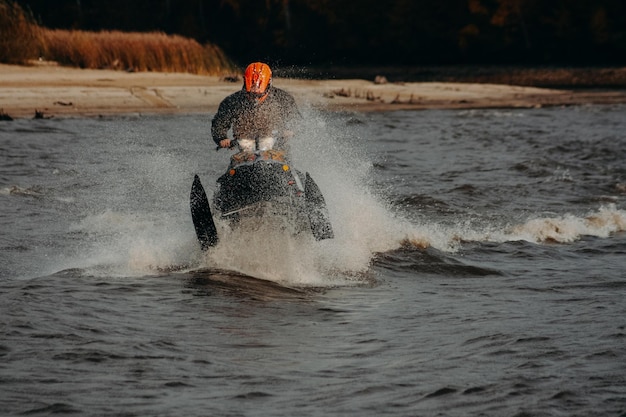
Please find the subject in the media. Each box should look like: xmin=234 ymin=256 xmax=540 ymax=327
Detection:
xmin=243 ymin=62 xmax=272 ymax=101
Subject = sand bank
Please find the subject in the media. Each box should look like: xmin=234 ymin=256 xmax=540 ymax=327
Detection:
xmin=1 ymin=63 xmax=626 ymax=119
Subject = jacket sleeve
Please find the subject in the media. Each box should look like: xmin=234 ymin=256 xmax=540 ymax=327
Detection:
xmin=277 ymin=89 xmax=303 ymax=131
xmin=285 ymin=93 xmax=303 ymax=123
xmin=211 ymin=96 xmax=235 ymax=145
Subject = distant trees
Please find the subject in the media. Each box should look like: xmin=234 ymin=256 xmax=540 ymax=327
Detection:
xmin=13 ymin=0 xmax=626 ymax=66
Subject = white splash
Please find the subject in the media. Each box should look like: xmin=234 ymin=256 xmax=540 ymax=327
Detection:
xmin=201 ymin=109 xmax=405 ymax=286
xmin=61 ymin=112 xmax=625 ymax=284
xmin=504 ymin=205 xmax=626 ymax=243
xmin=400 ymin=204 xmax=626 ymax=249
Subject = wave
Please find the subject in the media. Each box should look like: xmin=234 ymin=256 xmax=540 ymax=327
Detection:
xmin=61 ymin=202 xmax=623 ymax=287
xmin=506 ymin=205 xmax=626 ymax=243
xmin=0 ymin=185 xmax=44 ymax=198
xmin=39 ymin=110 xmax=625 ymax=286
xmin=401 ymin=205 xmax=626 ymax=251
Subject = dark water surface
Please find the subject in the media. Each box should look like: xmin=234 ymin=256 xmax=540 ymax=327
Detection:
xmin=1 ymin=105 xmax=625 ymax=416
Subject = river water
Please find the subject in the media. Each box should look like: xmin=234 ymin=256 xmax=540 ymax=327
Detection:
xmin=1 ymin=104 xmax=625 ymax=416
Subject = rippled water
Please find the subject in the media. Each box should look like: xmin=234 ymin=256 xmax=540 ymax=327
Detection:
xmin=1 ymin=105 xmax=625 ymax=416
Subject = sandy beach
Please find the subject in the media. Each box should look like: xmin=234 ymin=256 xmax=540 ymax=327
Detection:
xmin=2 ymin=63 xmax=626 ymax=119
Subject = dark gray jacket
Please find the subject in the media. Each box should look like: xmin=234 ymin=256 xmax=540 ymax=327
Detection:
xmin=211 ymin=87 xmax=302 ymax=146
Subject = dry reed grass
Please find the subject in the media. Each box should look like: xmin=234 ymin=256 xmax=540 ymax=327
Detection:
xmin=0 ymin=0 xmax=46 ymax=64
xmin=0 ymin=0 xmax=236 ymax=75
xmin=43 ymin=29 xmax=236 ymax=75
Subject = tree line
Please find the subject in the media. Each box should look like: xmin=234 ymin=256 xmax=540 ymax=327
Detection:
xmin=14 ymin=0 xmax=626 ymax=67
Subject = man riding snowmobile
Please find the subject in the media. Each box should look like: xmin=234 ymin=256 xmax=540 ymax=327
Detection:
xmin=211 ymin=62 xmax=302 ymax=153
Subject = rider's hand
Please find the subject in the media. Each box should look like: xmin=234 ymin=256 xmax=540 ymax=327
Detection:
xmin=219 ymin=138 xmax=232 ymax=148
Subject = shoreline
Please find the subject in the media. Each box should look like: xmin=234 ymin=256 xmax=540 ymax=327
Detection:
xmin=2 ymin=63 xmax=626 ymax=119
